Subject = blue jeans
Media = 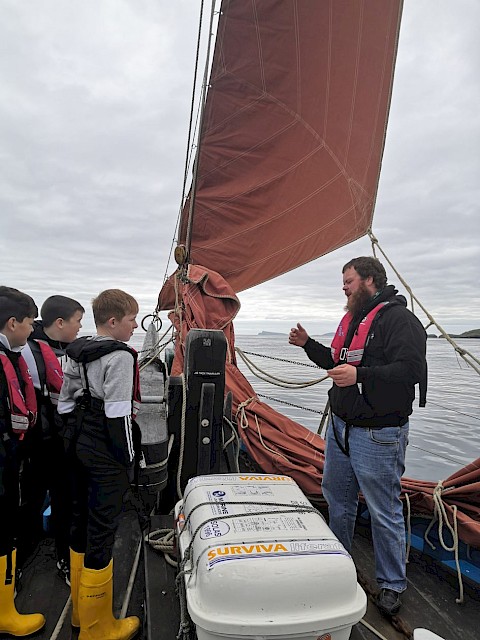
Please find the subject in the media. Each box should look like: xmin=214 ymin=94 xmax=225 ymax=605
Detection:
xmin=322 ymin=414 xmax=409 ymax=592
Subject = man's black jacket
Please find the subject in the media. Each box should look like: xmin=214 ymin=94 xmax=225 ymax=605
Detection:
xmin=304 ymin=286 xmax=427 ymax=427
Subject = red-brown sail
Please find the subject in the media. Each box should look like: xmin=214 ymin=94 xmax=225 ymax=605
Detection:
xmin=159 ymin=0 xmax=403 ymax=310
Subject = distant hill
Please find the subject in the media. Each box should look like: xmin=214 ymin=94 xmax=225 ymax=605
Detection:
xmin=258 ymin=329 xmax=480 ymax=339
xmin=257 ymin=330 xmax=336 ymax=339
xmin=440 ymin=329 xmax=480 ymax=338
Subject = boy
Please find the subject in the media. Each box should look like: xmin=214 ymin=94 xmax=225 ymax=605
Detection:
xmin=0 ymin=286 xmax=45 ymax=636
xmin=20 ymin=295 xmax=85 ymax=582
xmin=58 ymin=289 xmax=140 ymax=640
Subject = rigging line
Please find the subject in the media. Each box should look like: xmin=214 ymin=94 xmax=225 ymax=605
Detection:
xmin=181 ymin=0 xmax=206 ymax=209
xmin=368 ymin=230 xmax=480 ymax=375
xmin=162 ymin=0 xmax=206 ymax=286
xmin=408 ymin=444 xmax=465 ymax=466
xmin=236 ymin=347 xmax=328 ymax=388
xmin=426 ymin=400 xmax=480 ymax=422
xmin=237 ymin=348 xmax=321 ymax=368
xmin=185 ymin=0 xmax=217 ymax=257
xmin=257 ymin=393 xmax=324 ymax=415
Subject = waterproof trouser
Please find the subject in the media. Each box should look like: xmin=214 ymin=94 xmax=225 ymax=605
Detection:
xmin=68 ymin=407 xmax=133 ymax=570
xmin=0 ymin=435 xmax=19 ymax=557
xmin=0 ymin=549 xmax=45 ymax=637
xmin=19 ymin=432 xmax=71 ymax=564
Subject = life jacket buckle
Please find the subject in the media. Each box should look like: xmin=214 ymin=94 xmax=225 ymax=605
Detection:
xmin=339 ymin=347 xmax=348 ymax=362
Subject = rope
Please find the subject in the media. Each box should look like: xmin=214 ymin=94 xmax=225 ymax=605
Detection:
xmin=257 ymin=393 xmax=324 ymax=415
xmin=120 ymin=537 xmax=142 ymax=619
xmin=235 ymin=396 xmax=290 ymax=463
xmin=162 ymin=0 xmax=206 ymax=286
xmin=222 ymin=416 xmax=240 ymax=472
xmin=236 ymin=347 xmax=329 ymax=388
xmin=359 ymin=619 xmax=390 ymax=640
xmin=176 ymin=373 xmax=187 ymax=501
xmin=356 ymin=570 xmax=414 ymax=639
xmin=318 ymin=399 xmax=330 ymax=436
xmin=175 ymin=566 xmax=191 ymax=640
xmin=424 ymin=481 xmax=464 ymax=604
xmin=426 ymin=400 xmax=480 ymax=422
xmin=49 ymin=595 xmax=71 ymax=640
xmin=238 ymin=349 xmax=322 ymax=369
xmin=138 ymin=326 xmax=174 ymax=372
xmin=369 ymin=230 xmax=480 ymax=375
xmin=236 ymin=396 xmax=256 ymax=430
xmin=185 ymin=1 xmax=217 ymax=256
xmin=145 ymin=528 xmax=177 ymax=568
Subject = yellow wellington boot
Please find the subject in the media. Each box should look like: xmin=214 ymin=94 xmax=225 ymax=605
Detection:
xmin=78 ymin=559 xmax=140 ymax=640
xmin=70 ymin=548 xmax=85 ymax=628
xmin=0 ymin=549 xmax=45 ymax=637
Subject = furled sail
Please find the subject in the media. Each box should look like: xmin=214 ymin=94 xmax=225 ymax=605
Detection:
xmin=159 ymin=0 xmax=403 ymax=309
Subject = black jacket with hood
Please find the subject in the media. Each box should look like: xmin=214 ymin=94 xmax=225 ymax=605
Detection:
xmin=304 ymin=285 xmax=427 ymax=428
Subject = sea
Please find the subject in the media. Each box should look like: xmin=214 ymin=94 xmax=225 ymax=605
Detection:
xmin=130 ymin=332 xmax=480 ymax=483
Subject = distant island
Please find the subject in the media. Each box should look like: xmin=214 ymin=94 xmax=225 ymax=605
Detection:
xmin=258 ymin=329 xmax=480 ymax=338
xmin=439 ymin=329 xmax=480 ymax=339
xmin=258 ymin=330 xmax=335 ymax=338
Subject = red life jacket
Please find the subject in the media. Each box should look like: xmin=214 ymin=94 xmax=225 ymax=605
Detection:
xmin=0 ymin=352 xmax=37 ymax=436
xmin=330 ymin=303 xmax=387 ymax=365
xmin=34 ymin=340 xmax=64 ymax=405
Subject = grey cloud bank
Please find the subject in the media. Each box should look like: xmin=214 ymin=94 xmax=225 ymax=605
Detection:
xmin=0 ymin=1 xmax=479 ymax=335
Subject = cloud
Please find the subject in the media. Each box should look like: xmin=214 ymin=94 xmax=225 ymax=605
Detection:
xmin=0 ymin=0 xmax=479 ymax=336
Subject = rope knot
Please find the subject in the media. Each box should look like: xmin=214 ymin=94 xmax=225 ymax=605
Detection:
xmin=424 ymin=479 xmax=464 ymax=604
xmin=236 ymin=396 xmax=256 ymax=430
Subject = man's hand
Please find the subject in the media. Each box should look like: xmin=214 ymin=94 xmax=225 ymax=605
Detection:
xmin=327 ymin=364 xmax=357 ymax=387
xmin=289 ymin=323 xmax=309 ymax=347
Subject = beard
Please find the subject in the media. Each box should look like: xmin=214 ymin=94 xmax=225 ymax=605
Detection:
xmin=345 ymin=281 xmax=373 ymax=317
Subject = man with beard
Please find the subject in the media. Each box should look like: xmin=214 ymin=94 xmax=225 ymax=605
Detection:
xmin=289 ymin=256 xmax=427 ymax=617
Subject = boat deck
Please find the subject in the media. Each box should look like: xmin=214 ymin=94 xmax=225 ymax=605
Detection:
xmin=7 ymin=513 xmax=480 ymax=640
xmin=350 ymin=521 xmax=480 ymax=640
xmin=9 ymin=511 xmax=144 ymax=640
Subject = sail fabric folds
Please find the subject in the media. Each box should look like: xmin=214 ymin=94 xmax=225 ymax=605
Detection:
xmin=159 ymin=0 xmax=403 ymax=310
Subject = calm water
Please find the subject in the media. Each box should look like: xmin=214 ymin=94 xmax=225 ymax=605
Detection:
xmin=132 ymin=332 xmax=480 ymax=483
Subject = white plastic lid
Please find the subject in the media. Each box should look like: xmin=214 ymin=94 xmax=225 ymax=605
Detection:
xmin=177 ymin=474 xmax=367 ymax=636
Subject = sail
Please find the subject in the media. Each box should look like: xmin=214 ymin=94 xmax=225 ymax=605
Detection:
xmin=159 ymin=0 xmax=403 ymax=309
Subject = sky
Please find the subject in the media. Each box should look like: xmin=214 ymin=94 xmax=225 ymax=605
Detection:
xmin=1 ymin=0 xmax=479 ymax=336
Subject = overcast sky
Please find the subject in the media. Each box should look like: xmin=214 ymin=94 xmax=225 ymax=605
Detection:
xmin=1 ymin=0 xmax=479 ymax=335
